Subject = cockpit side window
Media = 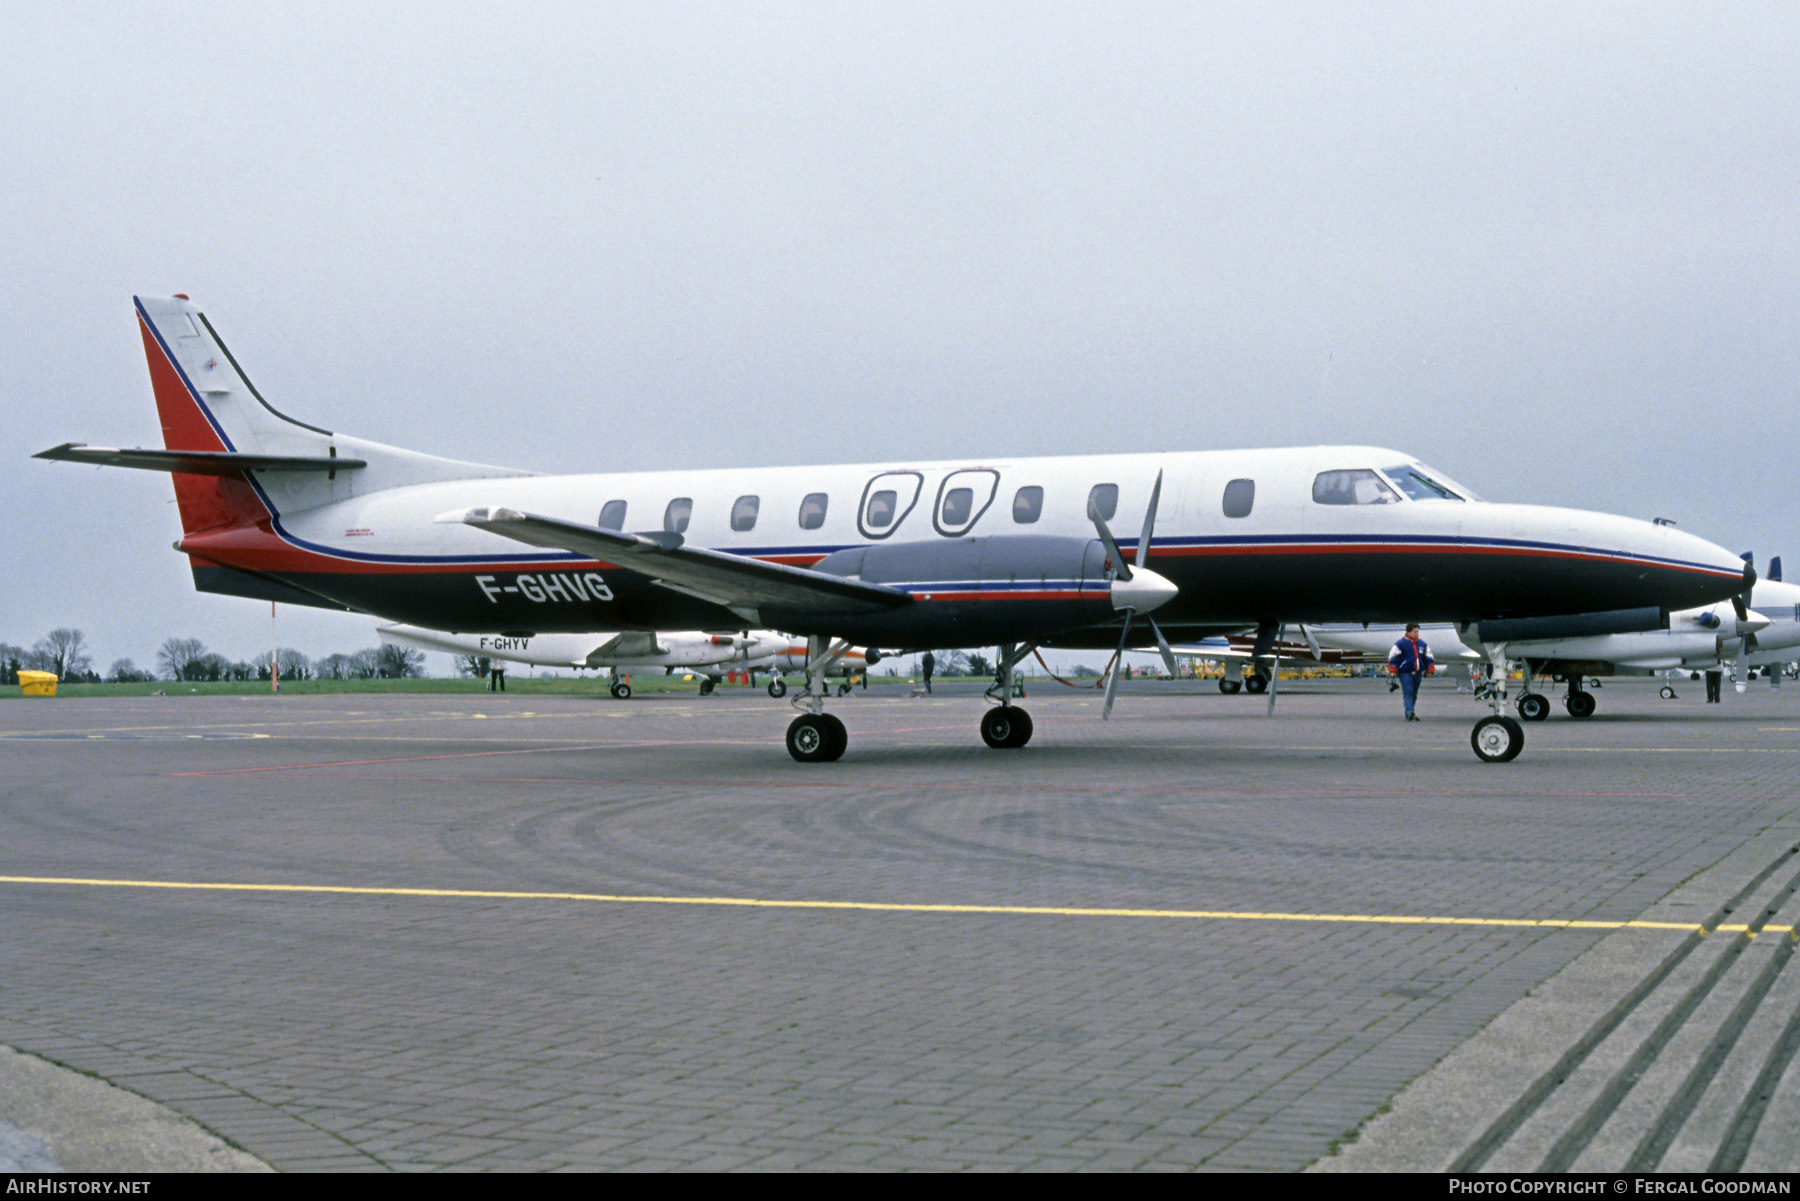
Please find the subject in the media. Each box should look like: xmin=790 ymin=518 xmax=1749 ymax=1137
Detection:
xmin=1312 ymin=469 xmax=1399 ymax=506
xmin=1380 ymin=465 xmax=1464 ymax=501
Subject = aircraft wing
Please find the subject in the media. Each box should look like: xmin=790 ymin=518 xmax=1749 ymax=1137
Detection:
xmin=34 ymin=442 xmax=365 ymax=476
xmin=440 ymin=507 xmax=912 ymax=618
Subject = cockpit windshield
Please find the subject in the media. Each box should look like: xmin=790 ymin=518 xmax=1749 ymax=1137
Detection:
xmin=1312 ymin=469 xmax=1399 ymax=506
xmin=1380 ymin=463 xmax=1477 ymax=502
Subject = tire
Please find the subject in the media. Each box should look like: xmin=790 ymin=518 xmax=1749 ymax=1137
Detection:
xmin=610 ymin=682 xmax=631 ymax=700
xmin=1565 ymin=690 xmax=1597 ymax=719
xmin=699 ymin=677 xmax=715 ymax=696
xmin=820 ymin=713 xmax=847 ymax=760
xmin=1517 ymin=693 xmax=1551 ymax=722
xmin=767 ymin=679 xmax=787 ymax=698
xmin=981 ymin=706 xmax=1033 ymax=749
xmin=1659 ymin=685 xmax=1677 ymax=700
xmin=1218 ymin=678 xmax=1242 ymax=695
xmin=1244 ymin=672 xmax=1268 ymax=695
xmin=786 ymin=714 xmax=845 ymax=762
xmin=1472 ymin=715 xmax=1524 ymax=763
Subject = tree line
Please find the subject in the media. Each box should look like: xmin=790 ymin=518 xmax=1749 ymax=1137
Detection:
xmin=0 ymin=629 xmax=426 ymax=685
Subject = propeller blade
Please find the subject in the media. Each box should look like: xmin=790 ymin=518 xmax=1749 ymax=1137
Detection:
xmin=1103 ymin=610 xmax=1135 ymax=720
xmin=1093 ymin=515 xmax=1131 ymax=582
xmin=1147 ymin=616 xmax=1179 ymax=678
xmin=1266 ymin=622 xmax=1285 ymax=716
xmin=1135 ymin=470 xmax=1163 ymax=572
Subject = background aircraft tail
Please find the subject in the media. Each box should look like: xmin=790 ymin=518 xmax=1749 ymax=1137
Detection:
xmin=135 ymin=294 xmax=528 ymax=536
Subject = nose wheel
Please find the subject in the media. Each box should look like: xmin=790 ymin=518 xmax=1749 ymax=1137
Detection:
xmin=1472 ymin=715 xmax=1525 ymax=762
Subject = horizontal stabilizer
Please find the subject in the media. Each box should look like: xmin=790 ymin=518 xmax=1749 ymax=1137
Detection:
xmin=440 ymin=506 xmax=912 ymax=617
xmin=34 ymin=443 xmax=366 ymax=477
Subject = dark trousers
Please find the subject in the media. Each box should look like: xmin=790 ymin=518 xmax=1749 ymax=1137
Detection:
xmin=1706 ymin=671 xmax=1721 ymax=703
xmin=1400 ymin=672 xmax=1421 ymax=716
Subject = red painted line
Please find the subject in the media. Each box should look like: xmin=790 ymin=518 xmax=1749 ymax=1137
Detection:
xmin=166 ymin=726 xmax=978 ymax=776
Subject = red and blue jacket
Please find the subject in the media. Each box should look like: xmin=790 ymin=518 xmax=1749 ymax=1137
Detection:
xmin=1388 ymin=635 xmax=1434 ymax=675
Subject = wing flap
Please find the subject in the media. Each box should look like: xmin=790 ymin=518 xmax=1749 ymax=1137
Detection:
xmin=441 ymin=507 xmax=911 ymax=616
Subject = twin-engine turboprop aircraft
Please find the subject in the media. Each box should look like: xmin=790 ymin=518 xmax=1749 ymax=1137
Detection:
xmin=376 ymin=624 xmax=790 ymax=697
xmin=36 ymin=296 xmax=1757 ymax=762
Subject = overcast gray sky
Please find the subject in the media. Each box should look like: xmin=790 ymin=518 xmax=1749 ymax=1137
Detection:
xmin=5 ymin=2 xmax=1796 ymax=675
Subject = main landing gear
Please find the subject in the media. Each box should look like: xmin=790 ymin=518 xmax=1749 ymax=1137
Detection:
xmin=783 ymin=639 xmax=1038 ymax=762
xmin=980 ymin=644 xmax=1034 ymax=749
xmin=608 ymin=670 xmax=631 ymax=700
xmin=785 ymin=635 xmax=855 ymax=762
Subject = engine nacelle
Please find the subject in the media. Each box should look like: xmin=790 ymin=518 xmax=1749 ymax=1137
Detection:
xmin=1462 ymin=606 xmax=1668 ymax=648
xmin=795 ymin=535 xmax=1117 ymax=646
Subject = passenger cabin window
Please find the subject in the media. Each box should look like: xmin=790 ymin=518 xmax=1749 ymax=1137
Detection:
xmin=1013 ymin=486 xmax=1044 ymax=524
xmin=731 ymin=495 xmax=760 ymax=531
xmin=865 ymin=489 xmax=898 ymax=529
xmin=664 ymin=497 xmax=693 ymax=533
xmin=1087 ymin=483 xmax=1119 ymax=522
xmin=1312 ymin=469 xmax=1399 ymax=506
xmin=1380 ymin=465 xmax=1464 ymax=501
xmin=798 ymin=492 xmax=828 ymax=530
xmin=857 ymin=470 xmax=924 ymax=539
xmin=933 ymin=468 xmax=1000 ymax=536
xmin=598 ymin=500 xmax=627 ymax=530
xmin=1222 ymin=478 xmax=1255 ymax=519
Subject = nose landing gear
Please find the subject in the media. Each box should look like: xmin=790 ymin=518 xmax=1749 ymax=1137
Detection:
xmin=1473 ymin=646 xmax=1525 ymax=762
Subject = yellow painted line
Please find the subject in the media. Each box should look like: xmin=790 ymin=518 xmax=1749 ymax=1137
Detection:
xmin=1 ymin=875 xmax=1790 ymax=937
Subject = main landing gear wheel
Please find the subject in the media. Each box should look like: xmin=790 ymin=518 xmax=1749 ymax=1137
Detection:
xmin=980 ymin=706 xmax=1034 ymax=749
xmin=767 ymin=679 xmax=788 ymax=698
xmin=1565 ymin=690 xmax=1597 ymax=719
xmin=1659 ymin=685 xmax=1678 ymax=700
xmin=1472 ymin=715 xmax=1525 ymax=763
xmin=699 ymin=677 xmax=716 ymax=696
xmin=1244 ymin=672 xmax=1268 ymax=695
xmin=1218 ymin=678 xmax=1243 ymax=695
xmin=1517 ymin=693 xmax=1551 ymax=722
xmin=609 ymin=681 xmax=631 ymax=699
xmin=786 ymin=713 xmax=847 ymax=762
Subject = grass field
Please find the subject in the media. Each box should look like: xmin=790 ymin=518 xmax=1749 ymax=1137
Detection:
xmin=3 ymin=673 xmax=924 ymax=699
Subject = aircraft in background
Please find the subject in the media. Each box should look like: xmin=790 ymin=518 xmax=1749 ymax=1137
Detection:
xmin=1308 ymin=557 xmax=1800 ymax=719
xmin=376 ymin=624 xmax=788 ymax=697
xmin=37 ymin=295 xmax=1758 ymax=763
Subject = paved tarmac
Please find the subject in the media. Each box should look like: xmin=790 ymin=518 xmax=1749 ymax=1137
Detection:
xmin=0 ymin=675 xmax=1795 ymax=1171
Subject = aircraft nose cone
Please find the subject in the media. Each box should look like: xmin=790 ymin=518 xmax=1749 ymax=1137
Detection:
xmin=1112 ymin=565 xmax=1178 ymax=614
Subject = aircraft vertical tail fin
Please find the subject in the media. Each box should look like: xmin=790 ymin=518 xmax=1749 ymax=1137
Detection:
xmin=133 ymin=295 xmax=532 ymax=538
xmin=136 ymin=294 xmax=314 ymax=535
